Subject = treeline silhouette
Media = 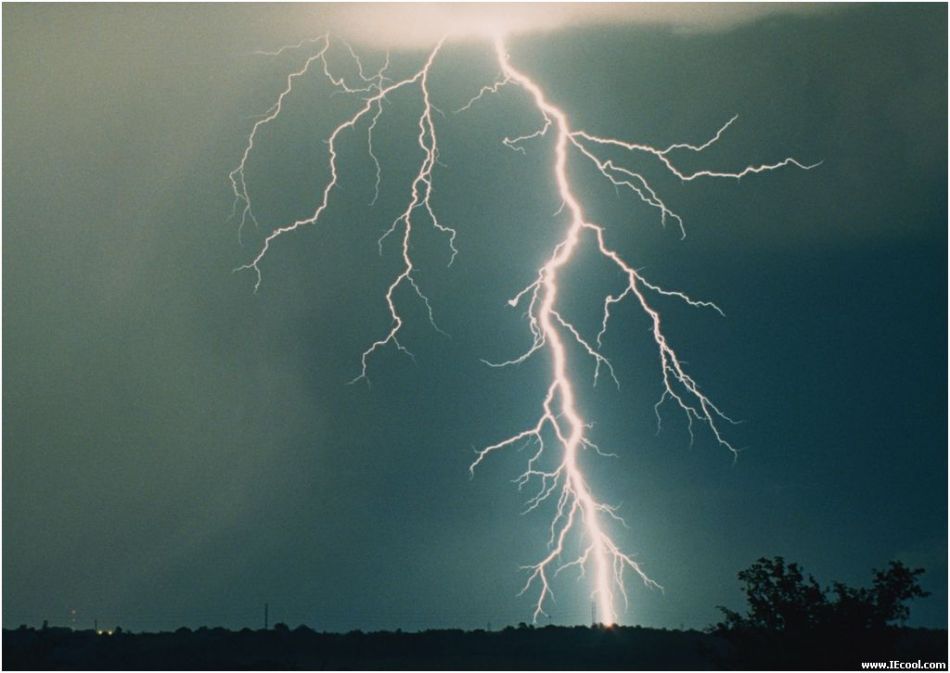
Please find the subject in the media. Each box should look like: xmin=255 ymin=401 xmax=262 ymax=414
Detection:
xmin=710 ymin=557 xmax=944 ymax=669
xmin=4 ymin=558 xmax=945 ymax=670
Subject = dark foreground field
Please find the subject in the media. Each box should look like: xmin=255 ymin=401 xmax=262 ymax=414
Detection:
xmin=3 ymin=624 xmax=946 ymax=670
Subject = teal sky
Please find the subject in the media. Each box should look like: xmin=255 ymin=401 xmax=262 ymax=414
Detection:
xmin=3 ymin=4 xmax=946 ymax=632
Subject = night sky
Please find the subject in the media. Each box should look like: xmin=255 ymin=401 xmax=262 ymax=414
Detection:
xmin=4 ymin=4 xmax=947 ymax=633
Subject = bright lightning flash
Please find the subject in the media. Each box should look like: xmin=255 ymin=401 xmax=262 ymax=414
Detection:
xmin=232 ymin=35 xmax=817 ymax=627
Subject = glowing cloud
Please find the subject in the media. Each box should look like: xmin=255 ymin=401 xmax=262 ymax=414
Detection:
xmin=313 ymin=3 xmax=829 ymax=50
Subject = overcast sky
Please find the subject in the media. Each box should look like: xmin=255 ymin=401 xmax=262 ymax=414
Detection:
xmin=3 ymin=3 xmax=946 ymax=632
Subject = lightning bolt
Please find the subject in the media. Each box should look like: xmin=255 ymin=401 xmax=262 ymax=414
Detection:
xmin=233 ymin=34 xmax=817 ymax=627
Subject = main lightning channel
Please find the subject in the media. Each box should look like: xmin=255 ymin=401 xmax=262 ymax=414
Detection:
xmin=468 ymin=38 xmax=816 ymax=626
xmin=471 ymin=39 xmax=661 ymax=627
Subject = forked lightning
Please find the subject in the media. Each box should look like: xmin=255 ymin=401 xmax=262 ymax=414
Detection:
xmin=232 ymin=34 xmax=817 ymax=626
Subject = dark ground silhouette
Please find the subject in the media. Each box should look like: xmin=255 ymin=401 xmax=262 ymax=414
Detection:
xmin=3 ymin=623 xmax=946 ymax=670
xmin=6 ymin=559 xmax=945 ymax=669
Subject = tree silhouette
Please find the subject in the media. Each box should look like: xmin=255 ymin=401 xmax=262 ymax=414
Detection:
xmin=867 ymin=561 xmax=930 ymax=627
xmin=716 ymin=556 xmax=929 ymax=634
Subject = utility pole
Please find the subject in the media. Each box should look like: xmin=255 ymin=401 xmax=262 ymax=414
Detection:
xmin=591 ymin=602 xmax=596 ymax=628
xmin=264 ymin=603 xmax=269 ymax=630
